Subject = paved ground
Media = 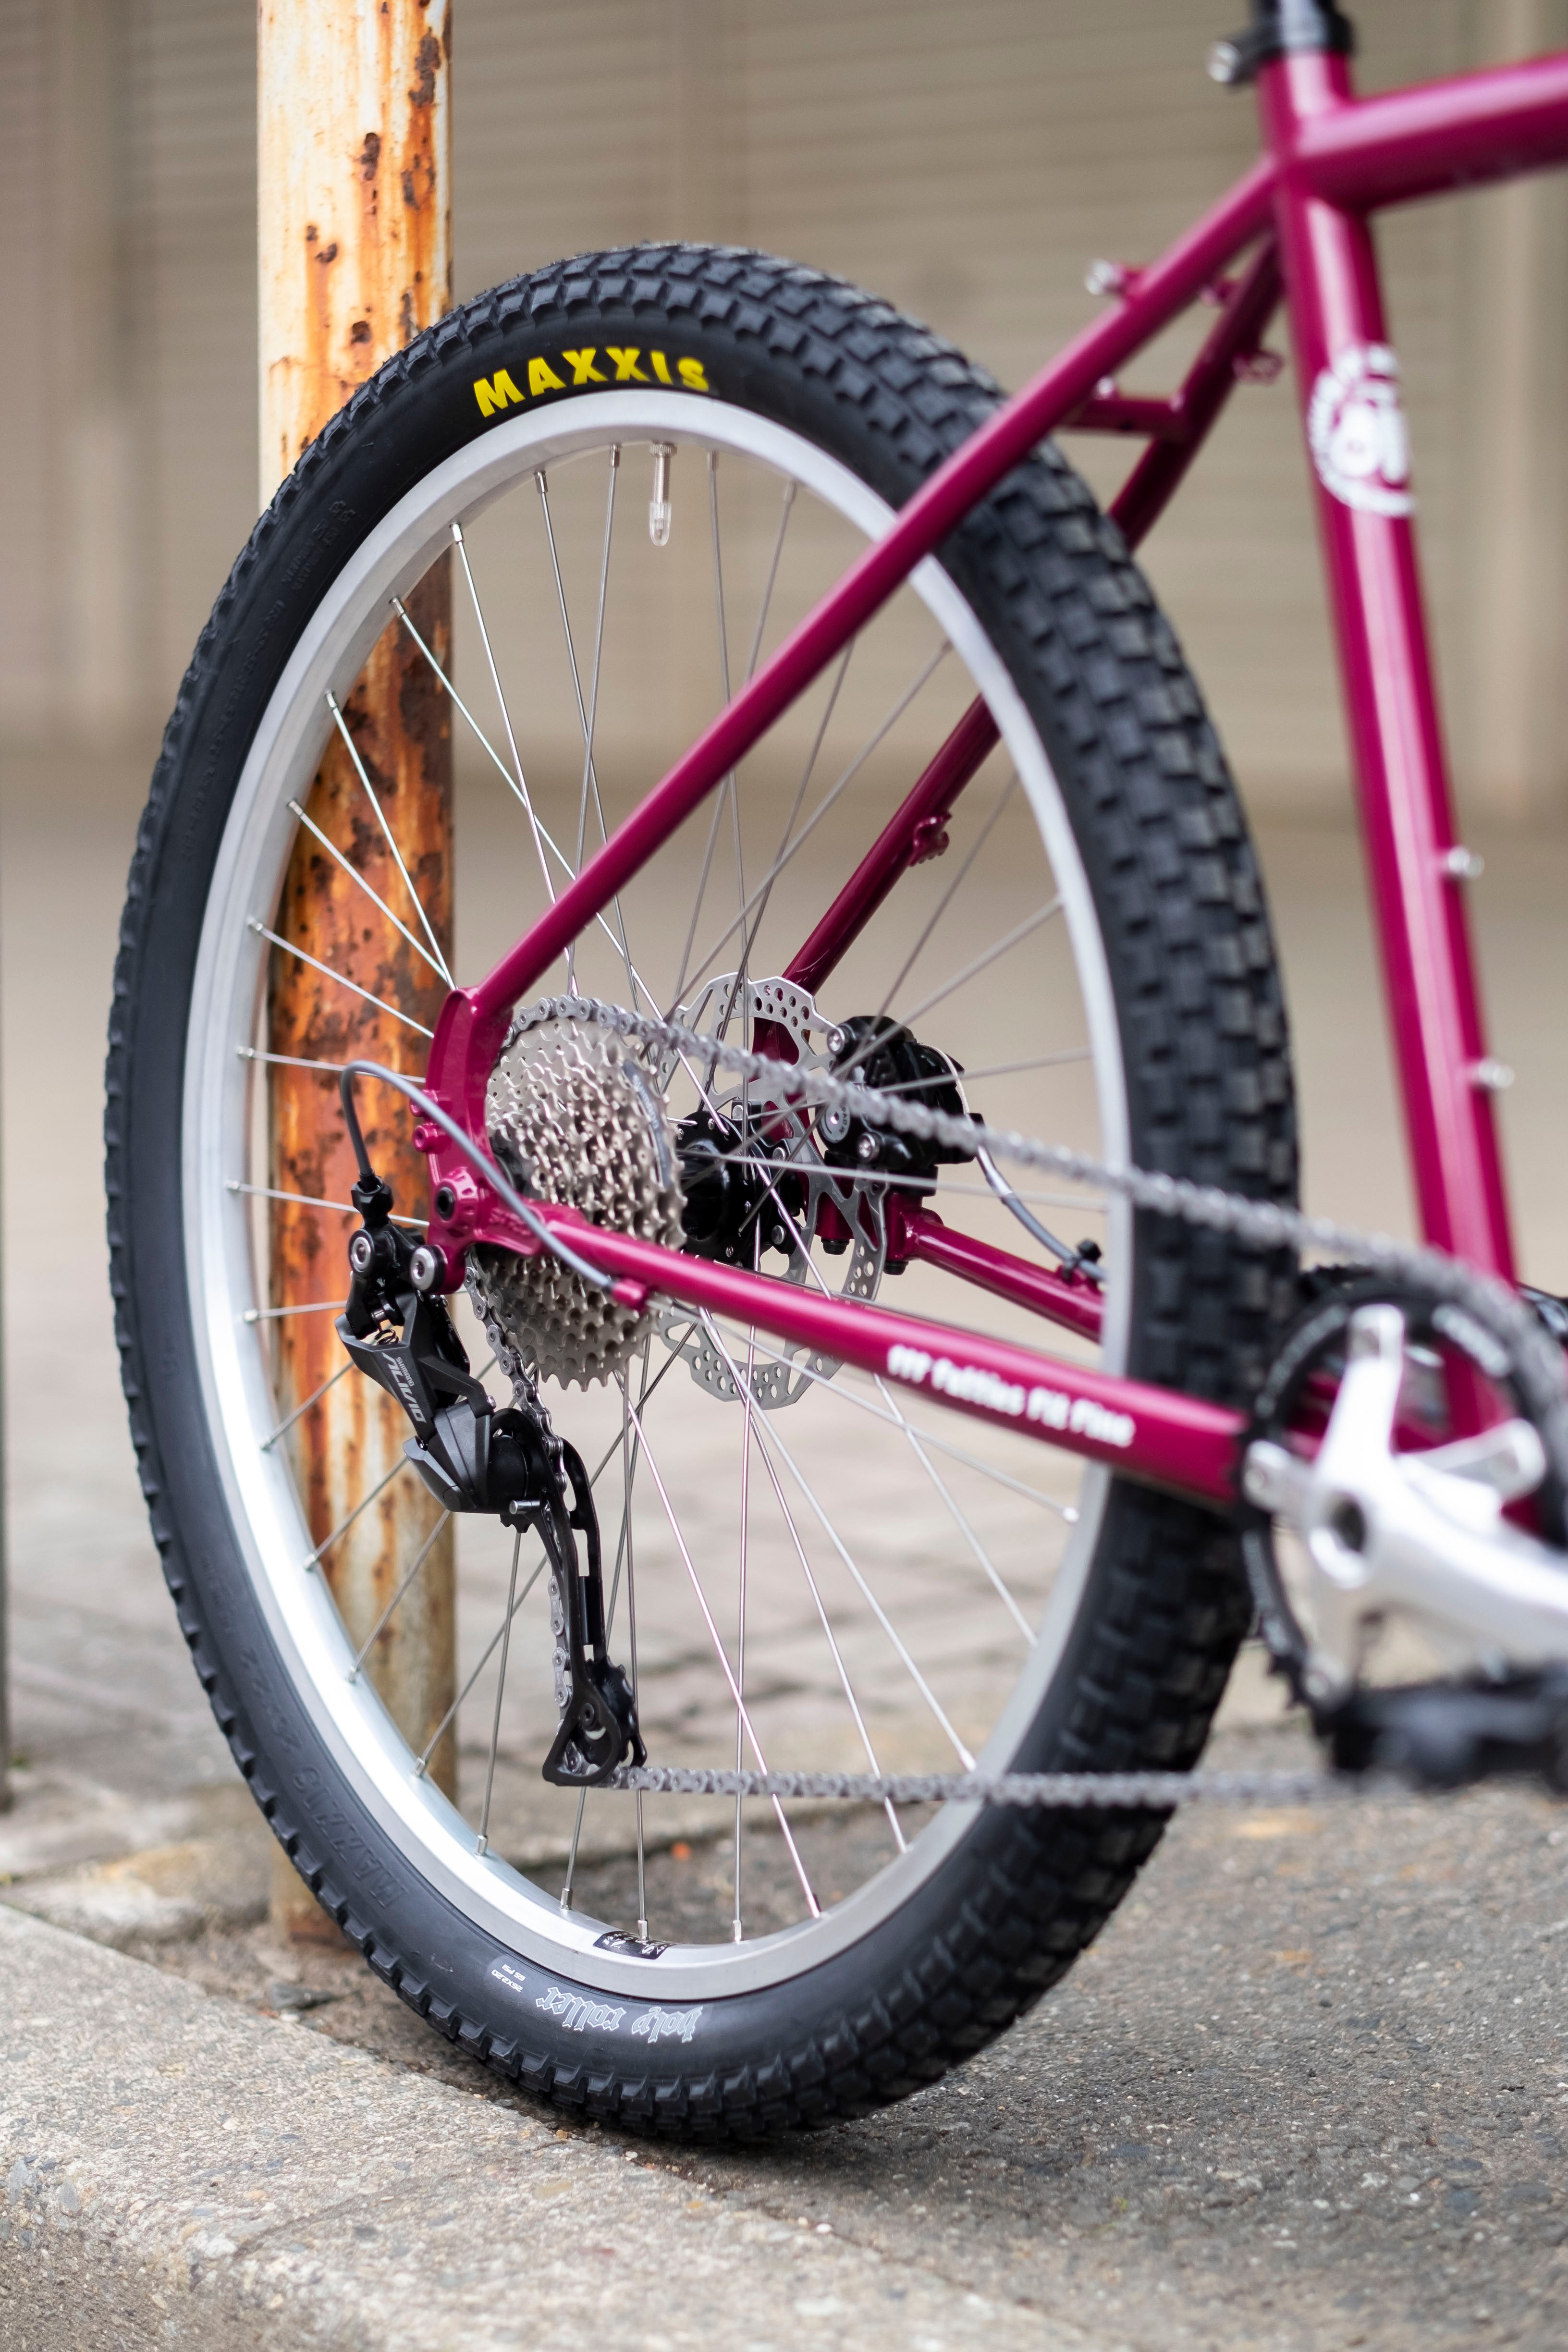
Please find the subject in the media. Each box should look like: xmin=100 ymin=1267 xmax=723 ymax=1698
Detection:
xmin=5 ymin=1716 xmax=1568 ymax=2350
xmin=4 ymin=759 xmax=1568 ymax=2346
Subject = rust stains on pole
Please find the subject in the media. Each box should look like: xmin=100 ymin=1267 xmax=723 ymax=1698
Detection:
xmin=259 ymin=0 xmax=453 ymax=1945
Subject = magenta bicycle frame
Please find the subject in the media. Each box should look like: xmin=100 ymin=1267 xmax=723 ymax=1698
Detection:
xmin=416 ymin=39 xmax=1568 ymax=1516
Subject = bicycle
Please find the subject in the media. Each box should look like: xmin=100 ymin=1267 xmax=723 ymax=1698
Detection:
xmin=107 ymin=0 xmax=1568 ymax=2134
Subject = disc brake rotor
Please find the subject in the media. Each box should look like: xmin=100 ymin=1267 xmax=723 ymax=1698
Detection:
xmin=656 ymin=975 xmax=888 ymax=1409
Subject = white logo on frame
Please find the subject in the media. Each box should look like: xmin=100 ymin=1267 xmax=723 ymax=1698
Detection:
xmin=1308 ymin=342 xmax=1413 ymax=517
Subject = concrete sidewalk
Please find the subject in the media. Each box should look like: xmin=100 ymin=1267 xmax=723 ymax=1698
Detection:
xmin=0 ymin=1905 xmax=1088 ymax=2352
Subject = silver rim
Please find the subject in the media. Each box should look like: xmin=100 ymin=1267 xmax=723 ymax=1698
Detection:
xmin=183 ymin=389 xmax=1132 ymax=2000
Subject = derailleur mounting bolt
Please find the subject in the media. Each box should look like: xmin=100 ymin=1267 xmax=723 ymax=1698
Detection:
xmin=348 ymin=1229 xmax=376 ymax=1274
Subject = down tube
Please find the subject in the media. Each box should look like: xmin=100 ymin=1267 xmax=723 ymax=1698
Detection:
xmin=1266 ymin=61 xmax=1513 ymax=1277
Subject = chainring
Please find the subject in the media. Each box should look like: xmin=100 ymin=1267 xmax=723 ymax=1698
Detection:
xmin=1240 ymin=1273 xmax=1567 ymax=1711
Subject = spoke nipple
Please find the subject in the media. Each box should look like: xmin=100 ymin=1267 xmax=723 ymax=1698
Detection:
xmin=450 ymin=519 xmax=465 ymax=545
xmin=1470 ymin=1057 xmax=1514 ymax=1093
xmin=475 ymin=1834 xmax=488 ymax=1856
xmin=637 ymin=1919 xmax=649 ymax=1943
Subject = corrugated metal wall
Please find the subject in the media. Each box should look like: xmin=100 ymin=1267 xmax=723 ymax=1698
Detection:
xmin=3 ymin=0 xmax=1566 ymax=816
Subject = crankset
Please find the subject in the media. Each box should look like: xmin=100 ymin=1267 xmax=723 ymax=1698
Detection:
xmin=335 ymin=1163 xmax=643 ymax=1789
xmin=1240 ymin=1277 xmax=1568 ymax=1792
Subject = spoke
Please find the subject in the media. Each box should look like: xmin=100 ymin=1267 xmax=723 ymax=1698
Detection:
xmin=873 ymin=1376 xmax=1036 ymax=1643
xmin=260 ymin=1357 xmax=353 ymax=1451
xmin=679 ymin=641 xmax=950 ymax=1008
xmin=707 ymin=1317 xmax=1078 ymax=1519
xmin=745 ymin=480 xmax=796 ymax=685
xmin=393 ymin=588 xmax=655 ymax=1007
xmin=874 ymin=893 xmax=1064 ymax=1053
xmin=238 ymin=1046 xmax=356 ymax=1076
xmin=625 ymin=1362 xmax=649 ymax=1943
xmin=563 ymin=1340 xmax=651 ymax=1920
xmin=415 ymin=1548 xmax=549 ymax=1777
xmin=873 ymin=1046 xmax=1092 ymax=1093
xmin=580 ymin=1344 xmax=655 ymax=1934
xmin=477 ymin=1527 xmax=523 ymax=1856
xmin=287 ymin=797 xmax=449 ymax=984
xmin=671 ymin=790 xmax=731 ymax=1014
xmin=445 ymin=526 xmax=556 ymax=909
xmin=746 ymin=1408 xmax=976 ymax=1770
xmin=741 ymin=640 xmax=853 ymax=969
xmin=574 ymin=450 xmax=620 ymax=868
xmin=718 ymin=481 xmax=800 ymax=1068
xmin=228 ymin=1179 xmax=426 ymax=1227
xmin=701 ymin=1315 xmax=905 ymax=1856
xmin=709 ymin=452 xmax=732 ymax=705
xmin=622 ymin=1388 xmax=820 ymax=1920
xmin=873 ymin=771 xmax=1019 ymax=1021
xmin=248 ymin=920 xmax=434 ymax=1039
xmin=536 ymin=460 xmax=640 ymax=1002
xmin=349 ymin=1510 xmax=452 ymax=1678
xmin=325 ymin=691 xmax=452 ymax=984
xmin=732 ymin=1286 xmax=758 ymax=1938
xmin=305 ymin=1453 xmax=409 ymax=1569
xmin=244 ymin=1298 xmax=346 ymax=1323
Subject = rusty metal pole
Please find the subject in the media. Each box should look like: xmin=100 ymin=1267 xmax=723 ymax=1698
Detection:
xmin=0 ymin=997 xmax=10 ymax=1817
xmin=259 ymin=0 xmax=454 ymax=1945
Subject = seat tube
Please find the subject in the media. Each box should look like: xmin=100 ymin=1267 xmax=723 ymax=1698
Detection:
xmin=1262 ymin=49 xmax=1514 ymax=1278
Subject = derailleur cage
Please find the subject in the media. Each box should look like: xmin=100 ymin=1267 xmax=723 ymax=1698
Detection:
xmin=334 ymin=1170 xmax=643 ymax=1789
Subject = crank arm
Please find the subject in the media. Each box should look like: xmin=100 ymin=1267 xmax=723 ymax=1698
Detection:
xmin=1243 ymin=1302 xmax=1568 ymax=1704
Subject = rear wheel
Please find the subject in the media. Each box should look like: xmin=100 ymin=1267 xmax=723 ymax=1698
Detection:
xmin=107 ymin=245 xmax=1296 ymax=2133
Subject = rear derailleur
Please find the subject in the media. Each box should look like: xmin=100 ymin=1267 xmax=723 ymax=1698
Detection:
xmin=334 ymin=1168 xmax=643 ymax=1788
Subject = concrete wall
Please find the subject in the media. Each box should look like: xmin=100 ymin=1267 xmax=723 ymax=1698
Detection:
xmin=2 ymin=0 xmax=1567 ymax=817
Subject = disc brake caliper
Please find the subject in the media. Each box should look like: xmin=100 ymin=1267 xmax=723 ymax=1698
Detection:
xmin=335 ymin=1170 xmax=643 ymax=1788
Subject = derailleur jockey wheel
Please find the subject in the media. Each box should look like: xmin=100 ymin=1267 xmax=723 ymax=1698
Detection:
xmin=1239 ymin=1274 xmax=1568 ymax=1789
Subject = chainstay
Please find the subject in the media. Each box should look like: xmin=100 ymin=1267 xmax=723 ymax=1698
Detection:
xmin=523 ymin=991 xmax=1568 ymax=1491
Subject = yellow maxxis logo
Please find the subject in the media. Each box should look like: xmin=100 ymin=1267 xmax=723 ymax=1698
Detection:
xmin=473 ymin=348 xmax=710 ymax=417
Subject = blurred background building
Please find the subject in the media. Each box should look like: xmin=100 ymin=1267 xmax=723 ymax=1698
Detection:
xmin=2 ymin=0 xmax=1567 ymax=819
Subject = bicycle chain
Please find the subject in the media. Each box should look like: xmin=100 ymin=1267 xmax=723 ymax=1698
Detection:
xmin=491 ymin=991 xmax=1568 ymax=1808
